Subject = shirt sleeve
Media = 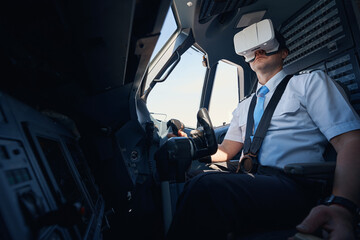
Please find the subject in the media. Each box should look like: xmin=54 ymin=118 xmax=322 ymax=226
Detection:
xmin=304 ymin=70 xmax=360 ymax=140
xmin=223 ymin=103 xmax=244 ymax=143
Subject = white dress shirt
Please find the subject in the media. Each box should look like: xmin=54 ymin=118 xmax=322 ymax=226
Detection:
xmin=224 ymin=69 xmax=360 ymax=169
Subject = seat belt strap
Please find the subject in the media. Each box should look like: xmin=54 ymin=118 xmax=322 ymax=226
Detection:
xmin=243 ymin=75 xmax=293 ymax=156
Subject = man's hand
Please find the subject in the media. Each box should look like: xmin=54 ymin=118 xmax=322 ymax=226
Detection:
xmin=291 ymin=130 xmax=360 ymax=240
xmin=294 ymin=204 xmax=356 ymax=239
xmin=166 ymin=119 xmax=187 ymax=138
xmin=167 ymin=130 xmax=188 ymax=138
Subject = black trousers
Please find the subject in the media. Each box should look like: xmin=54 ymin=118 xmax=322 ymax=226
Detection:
xmin=166 ymin=169 xmax=323 ymax=240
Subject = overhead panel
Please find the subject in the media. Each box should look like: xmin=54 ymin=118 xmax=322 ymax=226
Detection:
xmin=281 ymin=0 xmax=360 ymax=114
xmin=281 ymin=0 xmax=351 ymax=69
xmin=326 ymin=52 xmax=360 ymax=113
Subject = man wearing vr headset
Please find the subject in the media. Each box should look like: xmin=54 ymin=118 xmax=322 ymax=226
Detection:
xmin=167 ymin=19 xmax=360 ymax=240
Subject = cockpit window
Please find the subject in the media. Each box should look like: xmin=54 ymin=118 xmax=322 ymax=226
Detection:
xmin=150 ymin=7 xmax=178 ymax=62
xmin=208 ymin=61 xmax=241 ymax=127
xmin=147 ymin=46 xmax=206 ymax=128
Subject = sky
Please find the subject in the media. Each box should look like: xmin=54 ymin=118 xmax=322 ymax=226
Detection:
xmin=146 ymin=8 xmax=240 ymax=129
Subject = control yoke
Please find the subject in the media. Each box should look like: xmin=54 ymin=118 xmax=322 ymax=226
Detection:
xmin=193 ymin=108 xmax=218 ymax=159
xmin=155 ymin=108 xmax=218 ymax=182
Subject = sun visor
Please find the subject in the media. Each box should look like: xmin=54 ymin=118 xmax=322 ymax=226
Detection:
xmin=234 ymin=19 xmax=279 ymax=62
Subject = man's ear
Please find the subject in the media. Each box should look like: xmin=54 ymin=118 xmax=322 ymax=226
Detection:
xmin=281 ymin=49 xmax=289 ymax=60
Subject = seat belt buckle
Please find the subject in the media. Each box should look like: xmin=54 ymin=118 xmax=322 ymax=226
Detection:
xmin=237 ymin=153 xmax=258 ymax=174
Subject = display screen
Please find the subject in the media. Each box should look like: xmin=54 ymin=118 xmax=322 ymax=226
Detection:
xmin=36 ymin=137 xmax=91 ymax=237
xmin=6 ymin=168 xmax=31 ymax=185
xmin=66 ymin=143 xmax=99 ymax=205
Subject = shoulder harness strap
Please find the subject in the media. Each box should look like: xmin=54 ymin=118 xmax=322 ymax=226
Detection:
xmin=243 ymin=74 xmax=293 ymax=155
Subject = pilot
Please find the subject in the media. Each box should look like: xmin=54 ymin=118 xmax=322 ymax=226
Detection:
xmin=166 ymin=19 xmax=360 ymax=240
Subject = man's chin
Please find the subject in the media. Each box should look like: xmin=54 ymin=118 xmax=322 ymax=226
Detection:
xmin=250 ymin=61 xmax=266 ymax=71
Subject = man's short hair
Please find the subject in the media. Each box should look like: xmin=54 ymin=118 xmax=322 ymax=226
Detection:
xmin=275 ymin=30 xmax=289 ymax=54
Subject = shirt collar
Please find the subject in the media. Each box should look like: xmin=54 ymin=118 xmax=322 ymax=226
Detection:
xmin=256 ymin=69 xmax=287 ymax=96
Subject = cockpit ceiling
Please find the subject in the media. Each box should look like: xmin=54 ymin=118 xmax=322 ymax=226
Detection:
xmin=179 ymin=0 xmax=313 ymax=30
xmin=234 ymin=0 xmax=313 ymax=29
xmin=175 ymin=0 xmax=313 ymax=67
xmin=198 ymin=0 xmax=258 ymax=24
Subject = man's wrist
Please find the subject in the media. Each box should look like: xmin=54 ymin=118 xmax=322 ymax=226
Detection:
xmin=198 ymin=155 xmax=212 ymax=163
xmin=324 ymin=195 xmax=360 ymax=221
xmin=328 ymin=204 xmax=353 ymax=218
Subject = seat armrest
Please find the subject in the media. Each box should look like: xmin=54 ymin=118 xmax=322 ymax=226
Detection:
xmin=284 ymin=162 xmax=336 ymax=177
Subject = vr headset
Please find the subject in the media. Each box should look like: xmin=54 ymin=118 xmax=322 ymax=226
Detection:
xmin=234 ymin=19 xmax=286 ymax=62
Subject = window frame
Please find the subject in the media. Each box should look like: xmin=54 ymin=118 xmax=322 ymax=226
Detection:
xmin=199 ymin=59 xmax=243 ymax=127
xmin=206 ymin=60 xmax=243 ymax=127
xmin=146 ymin=45 xmax=208 ymax=129
xmin=142 ymin=5 xmax=182 ymax=96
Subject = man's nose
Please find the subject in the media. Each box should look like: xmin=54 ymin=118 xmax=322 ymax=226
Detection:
xmin=255 ymin=49 xmax=266 ymax=56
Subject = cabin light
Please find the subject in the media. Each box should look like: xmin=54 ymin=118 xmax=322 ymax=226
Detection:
xmin=263 ymin=43 xmax=267 ymax=46
xmin=187 ymin=1 xmax=193 ymax=7
xmin=236 ymin=10 xmax=267 ymax=28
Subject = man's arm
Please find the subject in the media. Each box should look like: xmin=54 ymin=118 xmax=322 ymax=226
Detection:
xmin=210 ymin=139 xmax=243 ymax=163
xmin=330 ymin=130 xmax=360 ymax=205
xmin=296 ymin=129 xmax=360 ymax=239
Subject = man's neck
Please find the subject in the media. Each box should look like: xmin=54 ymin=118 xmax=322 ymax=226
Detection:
xmin=256 ymin=66 xmax=283 ymax=85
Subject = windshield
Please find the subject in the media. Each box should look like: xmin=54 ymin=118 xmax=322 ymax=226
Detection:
xmin=150 ymin=7 xmax=178 ymax=62
xmin=147 ymin=46 xmax=206 ymax=128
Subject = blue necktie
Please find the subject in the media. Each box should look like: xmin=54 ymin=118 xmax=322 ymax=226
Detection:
xmin=253 ymin=86 xmax=269 ymax=134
